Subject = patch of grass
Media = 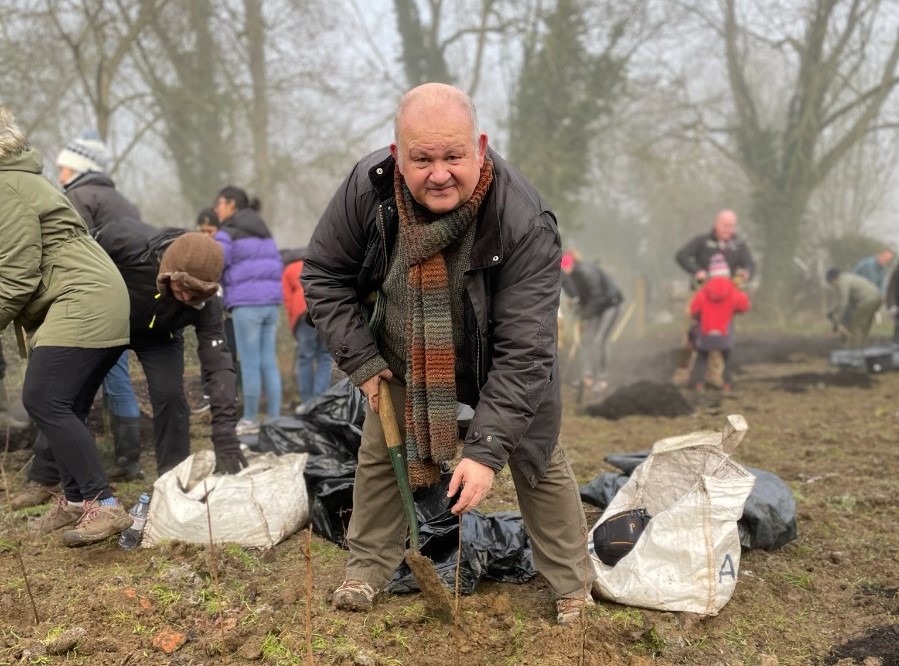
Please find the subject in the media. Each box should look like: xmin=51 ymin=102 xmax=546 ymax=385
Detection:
xmin=148 ymin=583 xmax=182 ymax=608
xmin=309 ymin=539 xmax=342 ymax=563
xmin=223 ymin=543 xmax=257 ymax=569
xmin=603 ymin=606 xmax=644 ymax=630
xmin=779 ymin=571 xmax=814 ymax=590
xmin=828 ymin=494 xmax=857 ymax=513
xmin=131 ymin=621 xmax=153 ymax=636
xmin=260 ymin=632 xmax=303 ymax=665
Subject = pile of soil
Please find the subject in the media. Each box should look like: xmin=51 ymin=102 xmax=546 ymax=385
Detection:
xmin=825 ymin=624 xmax=899 ymax=665
xmin=583 ymin=381 xmax=694 ymax=420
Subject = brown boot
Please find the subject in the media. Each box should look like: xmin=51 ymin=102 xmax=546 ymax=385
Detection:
xmin=62 ymin=500 xmax=133 ymax=547
xmin=28 ymin=495 xmax=84 ymax=534
xmin=10 ymin=480 xmax=63 ymax=510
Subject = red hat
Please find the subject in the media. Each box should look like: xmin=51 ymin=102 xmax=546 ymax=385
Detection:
xmin=561 ymin=252 xmax=575 ymax=272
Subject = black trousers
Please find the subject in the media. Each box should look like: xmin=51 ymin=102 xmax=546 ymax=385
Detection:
xmin=29 ymin=334 xmax=191 ymax=486
xmin=23 ymin=345 xmax=125 ymax=502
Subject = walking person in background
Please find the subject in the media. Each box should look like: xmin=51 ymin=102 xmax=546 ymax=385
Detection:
xmin=0 ymin=106 xmax=132 ymax=545
xmin=688 ymin=254 xmax=750 ymax=393
xmin=214 ymin=186 xmax=283 ymax=434
xmin=282 ymin=249 xmax=333 ymax=405
xmin=560 ymin=250 xmax=623 ymax=398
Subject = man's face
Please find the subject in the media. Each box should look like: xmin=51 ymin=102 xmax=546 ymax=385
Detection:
xmin=877 ymin=250 xmax=894 ymax=266
xmin=714 ymin=212 xmax=737 ymax=241
xmin=391 ymin=105 xmax=488 ymax=215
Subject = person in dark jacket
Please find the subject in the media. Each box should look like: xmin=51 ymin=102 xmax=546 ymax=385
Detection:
xmin=675 ymin=209 xmax=755 ymax=284
xmin=21 ymin=221 xmax=247 ymax=494
xmin=51 ymin=132 xmax=145 ymax=483
xmin=885 ymin=263 xmax=899 ymax=344
xmin=561 ymin=251 xmax=623 ymax=396
xmin=302 ymin=83 xmax=594 ymax=626
xmin=214 ymin=188 xmax=283 ymax=435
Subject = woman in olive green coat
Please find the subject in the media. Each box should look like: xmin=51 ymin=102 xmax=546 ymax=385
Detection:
xmin=0 ymin=107 xmax=133 ymax=546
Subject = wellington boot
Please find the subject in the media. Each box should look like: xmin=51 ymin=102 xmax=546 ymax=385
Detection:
xmin=107 ymin=415 xmax=143 ymax=481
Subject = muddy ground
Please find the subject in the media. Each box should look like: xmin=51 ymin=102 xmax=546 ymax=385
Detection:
xmin=1 ymin=332 xmax=898 ymax=665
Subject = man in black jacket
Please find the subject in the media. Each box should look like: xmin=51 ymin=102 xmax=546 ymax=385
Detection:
xmin=22 ymin=222 xmax=246 ymax=497
xmin=302 ymin=83 xmax=594 ymax=625
xmin=675 ymin=209 xmax=755 ymax=284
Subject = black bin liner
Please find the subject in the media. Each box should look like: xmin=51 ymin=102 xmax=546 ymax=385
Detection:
xmin=580 ymin=452 xmax=798 ymax=551
xmin=389 ymin=473 xmax=536 ymax=595
xmin=258 ymin=379 xmax=364 ymax=543
xmin=259 ymin=380 xmax=537 ymax=588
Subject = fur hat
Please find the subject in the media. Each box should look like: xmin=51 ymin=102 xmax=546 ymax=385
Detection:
xmin=156 ymin=232 xmax=224 ymax=300
xmin=708 ymin=253 xmax=731 ymax=279
xmin=56 ymin=130 xmax=109 ymax=174
xmin=0 ymin=106 xmax=27 ymax=161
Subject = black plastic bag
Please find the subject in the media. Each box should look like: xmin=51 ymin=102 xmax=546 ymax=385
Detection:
xmin=579 ymin=452 xmax=798 ymax=551
xmin=388 ymin=473 xmax=536 ymax=595
xmin=257 ymin=379 xmax=365 ymax=541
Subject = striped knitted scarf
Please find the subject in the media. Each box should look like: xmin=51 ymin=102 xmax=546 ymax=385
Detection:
xmin=394 ymin=157 xmax=494 ymax=488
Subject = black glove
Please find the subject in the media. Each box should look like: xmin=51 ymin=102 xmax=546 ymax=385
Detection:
xmin=213 ymin=433 xmax=248 ymax=475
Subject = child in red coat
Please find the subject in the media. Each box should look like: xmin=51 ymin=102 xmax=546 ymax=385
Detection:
xmin=688 ymin=253 xmax=750 ymax=391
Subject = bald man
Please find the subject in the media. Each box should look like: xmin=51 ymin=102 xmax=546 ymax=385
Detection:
xmin=676 ymin=209 xmax=755 ymax=284
xmin=303 ymin=83 xmax=595 ymax=625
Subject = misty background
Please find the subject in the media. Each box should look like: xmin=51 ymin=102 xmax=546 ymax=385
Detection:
xmin=3 ymin=0 xmax=899 ymax=317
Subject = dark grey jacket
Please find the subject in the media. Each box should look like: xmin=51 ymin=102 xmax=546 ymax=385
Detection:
xmin=675 ymin=230 xmax=755 ymax=279
xmin=302 ymin=148 xmax=562 ymax=486
xmin=63 ymin=171 xmax=141 ymax=231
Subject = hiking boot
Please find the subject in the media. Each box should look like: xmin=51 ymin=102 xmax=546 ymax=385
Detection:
xmin=191 ymin=395 xmax=211 ymax=414
xmin=10 ymin=480 xmax=62 ymax=510
xmin=62 ymin=500 xmax=133 ymax=547
xmin=556 ymin=594 xmax=595 ymax=626
xmin=235 ymin=418 xmax=260 ymax=436
xmin=28 ymin=495 xmax=84 ymax=534
xmin=332 ymin=579 xmax=377 ymax=611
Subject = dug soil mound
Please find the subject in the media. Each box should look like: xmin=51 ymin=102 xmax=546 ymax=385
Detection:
xmin=583 ymin=381 xmax=693 ymax=420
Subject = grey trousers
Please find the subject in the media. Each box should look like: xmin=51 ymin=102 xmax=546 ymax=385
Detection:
xmin=344 ymin=381 xmax=595 ymax=599
xmin=580 ymin=305 xmax=620 ymax=382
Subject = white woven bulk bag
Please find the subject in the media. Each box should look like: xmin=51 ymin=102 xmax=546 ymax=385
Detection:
xmin=143 ymin=450 xmax=309 ymax=549
xmin=589 ymin=414 xmax=756 ymax=615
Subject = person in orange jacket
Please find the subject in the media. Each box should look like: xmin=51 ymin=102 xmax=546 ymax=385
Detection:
xmin=688 ymin=253 xmax=750 ymax=392
xmin=281 ymin=249 xmax=333 ymax=404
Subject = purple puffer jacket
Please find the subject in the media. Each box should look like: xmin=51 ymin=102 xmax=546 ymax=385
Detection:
xmin=215 ymin=208 xmax=284 ymax=309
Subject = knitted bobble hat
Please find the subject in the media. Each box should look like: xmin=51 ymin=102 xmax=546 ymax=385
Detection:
xmin=708 ymin=253 xmax=731 ymax=279
xmin=156 ymin=232 xmax=224 ymax=300
xmin=56 ymin=130 xmax=109 ymax=174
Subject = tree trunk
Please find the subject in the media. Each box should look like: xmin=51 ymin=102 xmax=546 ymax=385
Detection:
xmin=244 ymin=0 xmax=271 ymax=210
xmin=752 ymin=187 xmax=809 ymax=314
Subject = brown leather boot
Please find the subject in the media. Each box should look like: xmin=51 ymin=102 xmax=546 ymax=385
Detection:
xmin=10 ymin=480 xmax=62 ymax=510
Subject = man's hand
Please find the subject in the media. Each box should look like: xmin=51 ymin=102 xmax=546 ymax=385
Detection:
xmin=448 ymin=458 xmax=496 ymax=515
xmin=694 ymin=269 xmax=708 ymax=283
xmin=360 ymin=369 xmax=393 ymax=414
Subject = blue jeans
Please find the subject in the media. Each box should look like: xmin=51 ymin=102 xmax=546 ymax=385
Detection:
xmin=296 ymin=319 xmax=333 ymax=401
xmin=102 ymin=351 xmax=140 ymax=418
xmin=231 ymin=305 xmax=282 ymax=421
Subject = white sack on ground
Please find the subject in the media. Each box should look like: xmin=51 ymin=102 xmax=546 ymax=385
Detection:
xmin=143 ymin=450 xmax=309 ymax=549
xmin=589 ymin=414 xmax=756 ymax=615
